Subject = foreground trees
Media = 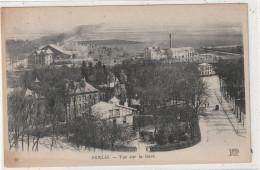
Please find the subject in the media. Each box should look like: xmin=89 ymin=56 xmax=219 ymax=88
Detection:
xmin=8 ymin=89 xmax=46 ymax=151
xmin=67 ymin=113 xmax=133 ymax=151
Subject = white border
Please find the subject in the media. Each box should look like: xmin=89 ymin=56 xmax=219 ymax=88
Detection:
xmin=0 ymin=0 xmax=259 ymax=170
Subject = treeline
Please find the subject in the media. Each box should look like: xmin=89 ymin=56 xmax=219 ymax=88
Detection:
xmin=214 ymin=58 xmax=245 ymax=121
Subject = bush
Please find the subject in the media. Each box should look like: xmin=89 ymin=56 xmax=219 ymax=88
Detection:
xmin=168 ymin=134 xmax=175 ymax=144
xmin=139 ymin=131 xmax=155 ymax=143
xmin=155 ymin=128 xmax=168 ymax=145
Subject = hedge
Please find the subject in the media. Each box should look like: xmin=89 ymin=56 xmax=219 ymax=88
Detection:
xmin=147 ymin=135 xmax=201 ymax=152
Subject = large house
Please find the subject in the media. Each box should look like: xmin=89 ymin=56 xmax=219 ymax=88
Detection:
xmin=28 ymin=49 xmax=54 ymax=67
xmin=66 ymin=78 xmax=100 ymax=120
xmin=40 ymin=44 xmax=73 ymax=61
xmin=167 ymin=47 xmax=195 ymax=62
xmin=198 ymin=63 xmax=215 ymax=76
xmin=17 ymin=78 xmax=99 ymax=122
xmin=144 ymin=46 xmax=166 ymax=60
xmin=91 ymin=97 xmax=136 ymax=126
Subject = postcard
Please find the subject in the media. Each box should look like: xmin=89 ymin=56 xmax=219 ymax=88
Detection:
xmin=1 ymin=4 xmax=250 ymax=167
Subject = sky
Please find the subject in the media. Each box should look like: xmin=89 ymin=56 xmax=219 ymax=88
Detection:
xmin=1 ymin=4 xmax=247 ymax=40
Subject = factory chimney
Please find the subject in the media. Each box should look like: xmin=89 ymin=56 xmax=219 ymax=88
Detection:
xmin=169 ymin=33 xmax=172 ymax=48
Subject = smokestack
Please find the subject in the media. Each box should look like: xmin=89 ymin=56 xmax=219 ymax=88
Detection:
xmin=169 ymin=34 xmax=172 ymax=48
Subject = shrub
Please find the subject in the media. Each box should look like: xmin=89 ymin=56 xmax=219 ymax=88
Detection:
xmin=155 ymin=128 xmax=168 ymax=145
xmin=139 ymin=131 xmax=155 ymax=143
xmin=168 ymin=134 xmax=175 ymax=144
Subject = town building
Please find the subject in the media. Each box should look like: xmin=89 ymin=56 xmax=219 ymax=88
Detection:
xmin=66 ymin=78 xmax=100 ymax=120
xmin=28 ymin=49 xmax=53 ymax=67
xmin=91 ymin=97 xmax=136 ymax=126
xmin=144 ymin=46 xmax=166 ymax=60
xmin=40 ymin=44 xmax=73 ymax=61
xmin=167 ymin=47 xmax=195 ymax=62
xmin=198 ymin=63 xmax=215 ymax=76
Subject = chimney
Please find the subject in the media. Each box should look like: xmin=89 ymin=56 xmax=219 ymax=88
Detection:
xmin=169 ymin=33 xmax=172 ymax=48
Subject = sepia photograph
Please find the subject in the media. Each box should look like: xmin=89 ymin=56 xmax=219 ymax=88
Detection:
xmin=1 ymin=4 xmax=251 ymax=167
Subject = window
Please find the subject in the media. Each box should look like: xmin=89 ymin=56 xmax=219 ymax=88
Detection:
xmin=113 ymin=119 xmax=116 ymax=125
xmin=84 ymin=103 xmax=87 ymax=109
xmin=115 ymin=109 xmax=120 ymax=115
xmin=123 ymin=117 xmax=127 ymax=124
xmin=79 ymin=96 xmax=81 ymax=101
xmin=79 ymin=104 xmax=81 ymax=109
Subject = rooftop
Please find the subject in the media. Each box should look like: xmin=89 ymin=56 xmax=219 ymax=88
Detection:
xmin=40 ymin=44 xmax=72 ymax=55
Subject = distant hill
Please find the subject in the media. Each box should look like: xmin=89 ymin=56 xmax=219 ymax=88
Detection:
xmin=78 ymin=39 xmax=142 ymax=45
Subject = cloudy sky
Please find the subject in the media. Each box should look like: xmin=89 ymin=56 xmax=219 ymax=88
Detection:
xmin=2 ymin=4 xmax=247 ymax=40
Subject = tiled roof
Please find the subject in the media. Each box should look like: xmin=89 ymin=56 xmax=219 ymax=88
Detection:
xmin=74 ymin=79 xmax=99 ymax=94
xmin=41 ymin=44 xmax=72 ymax=55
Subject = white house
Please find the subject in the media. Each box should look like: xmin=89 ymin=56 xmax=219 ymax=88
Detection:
xmin=167 ymin=47 xmax=195 ymax=62
xmin=198 ymin=63 xmax=215 ymax=76
xmin=91 ymin=97 xmax=136 ymax=125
